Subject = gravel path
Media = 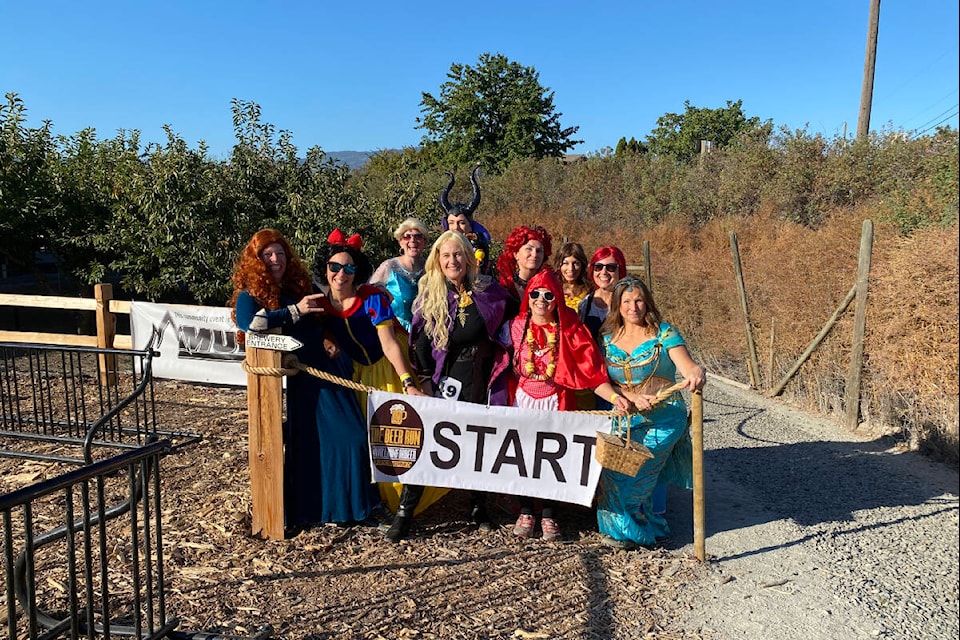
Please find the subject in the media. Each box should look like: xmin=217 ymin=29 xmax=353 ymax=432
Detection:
xmin=665 ymin=381 xmax=959 ymax=639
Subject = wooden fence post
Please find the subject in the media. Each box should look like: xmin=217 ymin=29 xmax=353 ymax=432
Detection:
xmin=246 ymin=344 xmax=285 ymax=540
xmin=770 ymin=284 xmax=857 ymax=397
xmin=844 ymin=220 xmax=874 ymax=430
xmin=643 ymin=240 xmax=653 ymax=290
xmin=691 ymin=390 xmax=706 ymax=561
xmin=95 ymin=283 xmax=117 ymax=384
xmin=729 ymin=232 xmax=761 ymax=388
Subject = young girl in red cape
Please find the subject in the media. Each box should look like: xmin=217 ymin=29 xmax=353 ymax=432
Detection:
xmin=506 ymin=269 xmax=630 ymax=540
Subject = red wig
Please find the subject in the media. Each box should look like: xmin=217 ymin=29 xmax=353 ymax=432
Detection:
xmin=588 ymin=245 xmax=627 ymax=285
xmin=228 ymin=228 xmax=312 ymax=318
xmin=496 ymin=224 xmax=553 ymax=288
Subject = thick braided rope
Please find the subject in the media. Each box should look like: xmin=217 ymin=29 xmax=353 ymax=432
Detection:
xmin=241 ymin=354 xmax=374 ymax=392
xmin=241 ymin=354 xmax=686 ymax=416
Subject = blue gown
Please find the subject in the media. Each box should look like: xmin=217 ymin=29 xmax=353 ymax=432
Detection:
xmin=596 ymin=321 xmax=693 ymax=545
xmin=235 ymin=290 xmax=378 ymax=526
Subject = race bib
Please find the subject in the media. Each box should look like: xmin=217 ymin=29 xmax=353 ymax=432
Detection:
xmin=436 ymin=375 xmax=463 ymax=400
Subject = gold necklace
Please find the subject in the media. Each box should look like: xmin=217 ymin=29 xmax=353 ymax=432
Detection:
xmin=456 ymin=285 xmax=473 ymax=326
xmin=524 ymin=323 xmax=558 ymax=381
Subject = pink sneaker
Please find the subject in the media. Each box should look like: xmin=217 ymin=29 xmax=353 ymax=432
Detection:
xmin=541 ymin=517 xmax=561 ymax=542
xmin=513 ymin=513 xmax=535 ymax=538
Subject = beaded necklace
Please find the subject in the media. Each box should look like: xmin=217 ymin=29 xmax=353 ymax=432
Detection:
xmin=523 ymin=322 xmax=558 ymax=381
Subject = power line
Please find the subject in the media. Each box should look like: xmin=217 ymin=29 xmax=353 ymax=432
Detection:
xmin=914 ymin=105 xmax=960 ymax=137
xmin=913 ymin=104 xmax=960 ymax=132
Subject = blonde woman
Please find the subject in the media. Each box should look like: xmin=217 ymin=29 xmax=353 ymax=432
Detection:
xmin=384 ymin=230 xmax=514 ymax=542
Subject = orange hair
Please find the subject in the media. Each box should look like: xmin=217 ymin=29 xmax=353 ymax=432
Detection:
xmin=228 ymin=228 xmax=312 ymax=328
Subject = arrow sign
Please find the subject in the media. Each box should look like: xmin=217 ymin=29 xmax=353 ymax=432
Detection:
xmin=245 ymin=332 xmax=303 ymax=352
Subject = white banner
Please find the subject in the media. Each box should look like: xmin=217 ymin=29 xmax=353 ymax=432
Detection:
xmin=130 ymin=301 xmax=247 ymax=386
xmin=367 ymin=390 xmax=613 ymax=506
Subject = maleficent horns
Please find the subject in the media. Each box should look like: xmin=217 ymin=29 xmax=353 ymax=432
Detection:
xmin=439 ymin=164 xmax=481 ymax=219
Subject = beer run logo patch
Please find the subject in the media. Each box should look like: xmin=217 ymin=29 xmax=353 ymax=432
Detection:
xmin=369 ymin=400 xmax=424 ymax=476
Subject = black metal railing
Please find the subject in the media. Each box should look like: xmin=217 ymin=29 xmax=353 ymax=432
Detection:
xmin=0 ymin=343 xmax=201 ymax=464
xmin=2 ymin=440 xmax=176 ymax=639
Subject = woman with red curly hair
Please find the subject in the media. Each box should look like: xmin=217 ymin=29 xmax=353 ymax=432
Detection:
xmin=496 ymin=224 xmax=553 ymax=308
xmin=230 ymin=228 xmax=379 ymax=530
xmin=229 ymin=228 xmax=317 ymax=339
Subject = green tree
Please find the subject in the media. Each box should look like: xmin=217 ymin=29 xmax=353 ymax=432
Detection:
xmin=614 ymin=136 xmax=647 ymax=157
xmin=417 ymin=53 xmax=582 ymax=173
xmin=0 ymin=93 xmax=58 ymax=289
xmin=645 ymin=99 xmax=769 ymax=162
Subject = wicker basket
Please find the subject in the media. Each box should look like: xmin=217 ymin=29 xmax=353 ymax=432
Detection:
xmin=595 ymin=419 xmax=653 ymax=476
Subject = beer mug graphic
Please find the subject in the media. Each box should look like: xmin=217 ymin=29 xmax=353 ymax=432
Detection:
xmin=389 ymin=403 xmax=408 ymax=425
xmin=370 ymin=399 xmax=424 ymax=477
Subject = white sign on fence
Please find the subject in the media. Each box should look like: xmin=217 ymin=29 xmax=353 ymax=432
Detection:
xmin=367 ymin=390 xmax=613 ymax=506
xmin=245 ymin=332 xmax=303 ymax=352
xmin=130 ymin=301 xmax=247 ymax=386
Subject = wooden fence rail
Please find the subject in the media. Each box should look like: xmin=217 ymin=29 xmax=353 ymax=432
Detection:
xmin=0 ymin=283 xmax=131 ymax=349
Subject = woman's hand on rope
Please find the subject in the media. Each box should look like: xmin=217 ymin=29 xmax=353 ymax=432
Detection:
xmin=610 ymin=393 xmax=633 ymax=415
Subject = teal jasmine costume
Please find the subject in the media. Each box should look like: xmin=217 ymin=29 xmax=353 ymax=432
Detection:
xmin=596 ymin=321 xmax=693 ymax=545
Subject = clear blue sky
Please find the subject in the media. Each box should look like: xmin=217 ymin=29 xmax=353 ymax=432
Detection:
xmin=2 ymin=1 xmax=957 ymax=159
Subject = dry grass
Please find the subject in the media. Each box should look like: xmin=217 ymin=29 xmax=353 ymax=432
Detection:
xmin=485 ymin=204 xmax=959 ymax=465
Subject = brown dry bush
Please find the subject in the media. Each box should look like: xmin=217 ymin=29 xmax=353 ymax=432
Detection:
xmin=483 ymin=203 xmax=959 ymax=465
xmin=867 ymin=224 xmax=960 ymax=459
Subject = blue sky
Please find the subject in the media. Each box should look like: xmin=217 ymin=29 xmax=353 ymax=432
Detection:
xmin=2 ymin=1 xmax=957 ymax=159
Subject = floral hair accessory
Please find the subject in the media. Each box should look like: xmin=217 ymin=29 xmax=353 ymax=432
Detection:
xmin=328 ymin=228 xmax=363 ymax=250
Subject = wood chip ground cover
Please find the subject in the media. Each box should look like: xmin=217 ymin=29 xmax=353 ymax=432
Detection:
xmin=2 ymin=380 xmax=708 ymax=639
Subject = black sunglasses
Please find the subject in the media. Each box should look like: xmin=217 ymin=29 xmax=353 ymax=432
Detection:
xmin=528 ymin=289 xmax=556 ymax=302
xmin=592 ymin=263 xmax=619 ymax=274
xmin=402 ymin=233 xmax=425 ymax=241
xmin=327 ymin=261 xmax=357 ymax=275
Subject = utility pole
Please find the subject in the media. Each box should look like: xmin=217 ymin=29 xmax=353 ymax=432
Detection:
xmin=857 ymin=0 xmax=881 ymax=140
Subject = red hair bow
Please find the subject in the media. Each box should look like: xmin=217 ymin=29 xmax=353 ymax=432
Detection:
xmin=327 ymin=228 xmax=363 ymax=250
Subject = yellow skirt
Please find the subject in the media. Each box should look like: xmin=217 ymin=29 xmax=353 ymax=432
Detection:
xmin=356 ymin=356 xmax=449 ymax=516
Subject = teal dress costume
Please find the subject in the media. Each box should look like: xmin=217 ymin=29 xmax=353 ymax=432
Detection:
xmin=596 ymin=321 xmax=693 ymax=545
xmin=235 ymin=290 xmax=378 ymax=526
xmin=371 ymin=258 xmax=423 ymax=332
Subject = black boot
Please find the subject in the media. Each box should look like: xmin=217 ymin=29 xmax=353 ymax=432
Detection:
xmin=386 ymin=485 xmax=424 ymax=543
xmin=470 ymin=491 xmax=493 ymax=532
xmin=385 ymin=514 xmax=411 ymax=542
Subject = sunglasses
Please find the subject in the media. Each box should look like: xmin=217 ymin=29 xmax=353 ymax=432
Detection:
xmin=402 ymin=233 xmax=425 ymax=241
xmin=327 ymin=261 xmax=357 ymax=275
xmin=528 ymin=289 xmax=556 ymax=302
xmin=592 ymin=263 xmax=619 ymax=274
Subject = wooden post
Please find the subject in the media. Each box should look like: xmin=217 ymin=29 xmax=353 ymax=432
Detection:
xmin=729 ymin=232 xmax=761 ymax=388
xmin=844 ymin=220 xmax=874 ymax=430
xmin=691 ymin=390 xmax=705 ymax=561
xmin=857 ymin=0 xmax=881 ymax=140
xmin=94 ymin=283 xmax=117 ymax=385
xmin=767 ymin=318 xmax=775 ymax=386
xmin=246 ymin=344 xmax=285 ymax=539
xmin=770 ymin=284 xmax=857 ymax=397
xmin=643 ymin=240 xmax=652 ymax=290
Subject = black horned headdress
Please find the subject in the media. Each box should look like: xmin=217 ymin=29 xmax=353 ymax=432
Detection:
xmin=439 ymin=164 xmax=481 ymax=229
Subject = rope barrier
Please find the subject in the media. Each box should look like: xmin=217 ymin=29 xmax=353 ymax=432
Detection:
xmin=241 ymin=354 xmax=689 ymax=416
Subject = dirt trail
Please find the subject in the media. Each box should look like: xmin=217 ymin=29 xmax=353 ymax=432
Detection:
xmin=665 ymin=382 xmax=959 ymax=639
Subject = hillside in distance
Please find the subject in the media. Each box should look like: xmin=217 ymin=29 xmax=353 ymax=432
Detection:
xmin=325 ymin=150 xmax=379 ymax=169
